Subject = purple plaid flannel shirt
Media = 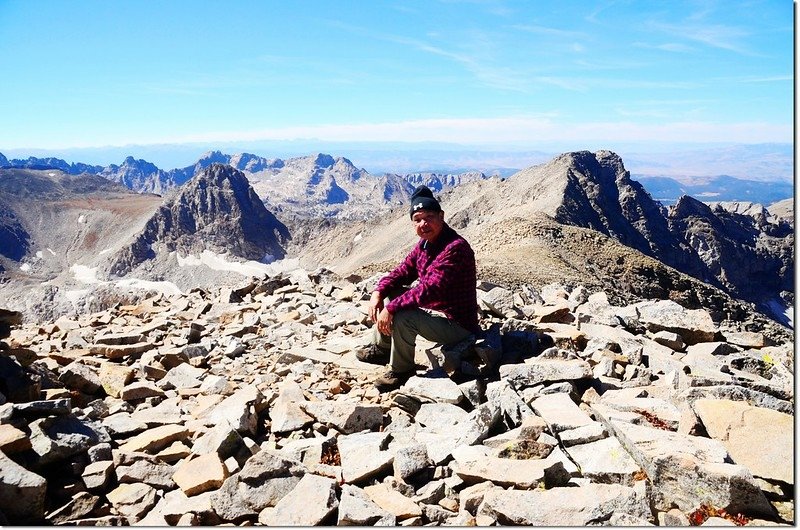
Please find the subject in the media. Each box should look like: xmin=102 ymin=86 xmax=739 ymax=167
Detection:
xmin=375 ymin=224 xmax=480 ymax=334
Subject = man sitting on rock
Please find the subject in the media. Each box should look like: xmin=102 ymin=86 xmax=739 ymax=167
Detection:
xmin=359 ymin=185 xmax=480 ymax=391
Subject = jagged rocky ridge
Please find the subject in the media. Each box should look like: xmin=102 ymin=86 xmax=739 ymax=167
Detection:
xmin=0 ymin=270 xmax=793 ymax=525
xmin=108 ymin=164 xmax=289 ymax=277
xmin=0 ymin=151 xmax=486 ymax=213
xmin=668 ymin=195 xmax=793 ymax=305
xmin=511 ymin=151 xmax=793 ymax=304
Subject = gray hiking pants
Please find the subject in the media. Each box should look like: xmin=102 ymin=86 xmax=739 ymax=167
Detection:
xmin=372 ymin=308 xmax=474 ymax=373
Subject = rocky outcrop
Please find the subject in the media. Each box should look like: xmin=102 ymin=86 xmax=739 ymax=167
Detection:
xmin=0 ymin=155 xmax=103 ymax=175
xmin=100 ymin=157 xmax=173 ymax=195
xmin=0 ymin=204 xmax=29 ymax=261
xmin=108 ymin=164 xmax=289 ymax=276
xmin=403 ymin=171 xmax=488 ymax=193
xmin=245 ymin=153 xmax=412 ymax=219
xmin=669 ymin=195 xmax=794 ymax=307
xmin=511 ymin=151 xmax=795 ymax=305
xmin=554 ymin=151 xmax=696 ymax=272
xmin=767 ymin=198 xmax=793 ymax=225
xmin=0 ymin=269 xmax=793 ymax=525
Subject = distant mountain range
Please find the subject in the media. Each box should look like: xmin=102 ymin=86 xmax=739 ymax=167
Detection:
xmin=634 ymin=174 xmax=794 ymax=206
xmin=2 ymin=140 xmax=791 ymax=181
xmin=0 ymin=149 xmax=792 ymax=209
xmin=0 ymin=150 xmax=791 ymax=330
xmin=0 ymin=151 xmax=493 ymax=218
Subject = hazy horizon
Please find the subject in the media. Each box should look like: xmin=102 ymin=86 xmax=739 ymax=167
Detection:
xmin=0 ymin=140 xmax=793 ymax=184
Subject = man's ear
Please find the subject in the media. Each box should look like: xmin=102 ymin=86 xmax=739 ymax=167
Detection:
xmin=439 ymin=211 xmax=445 ymax=220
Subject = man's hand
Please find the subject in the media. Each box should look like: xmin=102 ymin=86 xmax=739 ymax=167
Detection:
xmin=368 ymin=291 xmax=384 ymax=323
xmin=376 ymin=307 xmax=393 ymax=336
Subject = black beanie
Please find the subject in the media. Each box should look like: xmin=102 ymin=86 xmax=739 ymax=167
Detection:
xmin=409 ymin=185 xmax=442 ymax=218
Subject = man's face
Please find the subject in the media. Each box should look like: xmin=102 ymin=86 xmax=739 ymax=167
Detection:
xmin=412 ymin=210 xmax=445 ymax=242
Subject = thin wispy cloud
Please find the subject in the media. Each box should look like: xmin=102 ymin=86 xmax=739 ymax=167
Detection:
xmin=385 ymin=34 xmax=531 ymax=92
xmin=325 ymin=19 xmax=531 ymax=92
xmin=584 ymin=0 xmax=624 ymax=25
xmin=631 ymin=42 xmax=695 ymax=53
xmin=648 ymin=21 xmax=752 ymax=55
xmin=738 ymin=75 xmax=792 ymax=83
xmin=511 ymin=24 xmax=588 ymax=39
xmin=572 ymin=58 xmax=646 ymax=71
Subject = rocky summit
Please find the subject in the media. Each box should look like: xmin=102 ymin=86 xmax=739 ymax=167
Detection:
xmin=0 ymin=270 xmax=793 ymax=526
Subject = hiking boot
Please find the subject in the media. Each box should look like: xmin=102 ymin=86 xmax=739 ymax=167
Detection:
xmin=373 ymin=369 xmax=414 ymax=392
xmin=356 ymin=344 xmax=390 ymax=365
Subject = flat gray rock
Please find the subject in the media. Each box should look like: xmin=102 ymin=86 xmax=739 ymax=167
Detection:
xmin=158 ymin=363 xmax=206 ymax=390
xmin=564 ymin=436 xmax=641 ymax=484
xmin=451 ymin=444 xmax=570 ymax=489
xmin=478 ymin=482 xmax=652 ymax=525
xmin=634 ymin=300 xmax=716 ymax=345
xmin=500 ymin=358 xmax=592 ymax=389
xmin=530 ymin=392 xmax=594 ymax=434
xmin=0 ymin=450 xmax=47 ymax=523
xmin=303 ymin=401 xmax=383 ymax=434
xmin=604 ymin=418 xmax=773 ymax=516
xmin=204 ymin=384 xmax=263 ymax=435
xmin=210 ymin=449 xmax=305 ymax=521
xmin=116 ymin=458 xmax=175 ymax=489
xmin=190 ymin=423 xmax=245 ymax=459
xmin=106 ymin=482 xmax=158 ymax=522
xmin=337 ymin=484 xmax=395 ymax=526
xmin=101 ymin=412 xmax=148 ymax=437
xmin=414 ymin=402 xmax=468 ymax=432
xmin=269 ymin=381 xmax=314 ymax=434
xmin=693 ymin=398 xmax=794 ymax=484
xmin=400 ymin=376 xmax=464 ymax=405
xmin=28 ymin=415 xmax=103 ymax=467
xmin=393 ymin=443 xmax=430 ymax=479
xmin=558 ymin=421 xmax=607 ymax=447
xmin=130 ymin=397 xmax=186 ymax=425
xmin=338 ymin=431 xmax=394 ymax=483
xmin=261 ymin=473 xmax=339 ymax=525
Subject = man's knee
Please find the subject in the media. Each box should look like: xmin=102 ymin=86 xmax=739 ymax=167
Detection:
xmin=391 ymin=309 xmax=424 ymax=345
xmin=392 ymin=309 xmax=416 ymax=329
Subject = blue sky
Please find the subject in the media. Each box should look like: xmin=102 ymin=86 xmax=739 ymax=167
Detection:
xmin=0 ymin=0 xmax=793 ymax=166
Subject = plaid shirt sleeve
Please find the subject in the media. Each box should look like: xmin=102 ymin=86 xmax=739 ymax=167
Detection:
xmin=375 ymin=244 xmax=420 ymax=295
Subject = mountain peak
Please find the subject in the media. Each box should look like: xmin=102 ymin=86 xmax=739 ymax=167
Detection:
xmin=198 ymin=150 xmax=230 ymax=165
xmin=108 ymin=164 xmax=289 ymax=276
xmin=313 ymin=153 xmax=336 ymax=168
xmin=187 ymin=162 xmax=249 ymax=189
xmin=670 ymin=194 xmax=715 ymax=219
